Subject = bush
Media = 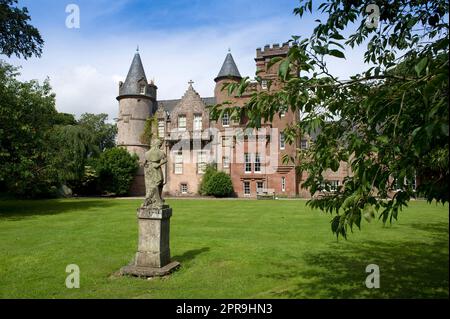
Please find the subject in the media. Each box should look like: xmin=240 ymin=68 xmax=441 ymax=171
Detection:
xmin=198 ymin=163 xmax=218 ymax=195
xmin=203 ymin=171 xmax=234 ymax=198
xmin=95 ymin=147 xmax=139 ymax=196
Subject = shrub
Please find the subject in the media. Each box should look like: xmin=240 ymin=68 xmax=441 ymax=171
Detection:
xmin=204 ymin=171 xmax=234 ymax=198
xmin=95 ymin=147 xmax=139 ymax=196
xmin=198 ymin=163 xmax=217 ymax=195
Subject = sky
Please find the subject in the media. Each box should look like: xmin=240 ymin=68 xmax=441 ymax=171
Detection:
xmin=3 ymin=0 xmax=371 ymax=121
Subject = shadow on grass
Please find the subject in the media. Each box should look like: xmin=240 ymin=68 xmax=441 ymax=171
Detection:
xmin=0 ymin=199 xmax=117 ymax=221
xmin=263 ymin=222 xmax=449 ymax=299
xmin=172 ymin=247 xmax=210 ymax=264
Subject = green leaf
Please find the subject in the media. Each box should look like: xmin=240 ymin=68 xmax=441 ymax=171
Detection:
xmin=278 ymin=59 xmax=290 ymax=80
xmin=414 ymin=57 xmax=428 ymax=77
xmin=328 ymin=49 xmax=345 ymax=59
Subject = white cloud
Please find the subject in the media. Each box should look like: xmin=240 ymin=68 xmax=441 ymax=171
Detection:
xmin=6 ymin=16 xmax=370 ymax=121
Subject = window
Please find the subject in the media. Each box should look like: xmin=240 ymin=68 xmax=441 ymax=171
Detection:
xmin=330 ymin=180 xmax=340 ymax=192
xmin=174 ymin=151 xmax=183 ymax=174
xmin=254 ymin=153 xmax=261 ymax=173
xmin=244 ymin=181 xmax=251 ymax=196
xmin=222 ymin=136 xmax=232 ymax=147
xmin=180 ymin=183 xmax=188 ymax=194
xmin=197 ymin=151 xmax=208 ymax=174
xmin=244 ymin=153 xmax=252 ymax=173
xmin=222 ymin=112 xmax=230 ymax=127
xmin=194 ymin=114 xmax=202 ymax=131
xmin=139 ymin=85 xmax=146 ymax=94
xmin=256 ymin=181 xmax=264 ymax=193
xmin=261 ymin=80 xmax=268 ymax=90
xmin=281 ymin=177 xmax=286 ymax=192
xmin=158 ymin=120 xmax=165 ymax=137
xmin=300 ymin=139 xmax=308 ymax=149
xmin=223 ymin=156 xmax=230 ymax=169
xmin=280 ymin=132 xmax=285 ymax=150
xmin=280 ymin=105 xmax=288 ymax=117
xmin=178 ymin=115 xmax=186 ymax=131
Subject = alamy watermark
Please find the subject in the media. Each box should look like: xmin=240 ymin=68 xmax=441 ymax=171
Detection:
xmin=365 ymin=264 xmax=380 ymax=289
xmin=65 ymin=264 xmax=80 ymax=289
xmin=365 ymin=4 xmax=380 ymax=29
xmin=65 ymin=4 xmax=80 ymax=29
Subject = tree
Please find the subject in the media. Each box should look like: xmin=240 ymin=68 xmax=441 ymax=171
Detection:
xmin=95 ymin=147 xmax=139 ymax=196
xmin=0 ymin=0 xmax=44 ymax=59
xmin=0 ymin=61 xmax=59 ymax=197
xmin=78 ymin=113 xmax=117 ymax=151
xmin=50 ymin=124 xmax=99 ymax=183
xmin=211 ymin=0 xmax=448 ymax=238
xmin=0 ymin=61 xmax=100 ymax=197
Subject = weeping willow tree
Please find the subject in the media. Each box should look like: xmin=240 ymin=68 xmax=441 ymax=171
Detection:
xmin=50 ymin=124 xmax=99 ymax=182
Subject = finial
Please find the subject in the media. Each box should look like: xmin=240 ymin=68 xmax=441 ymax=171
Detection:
xmin=136 ymin=45 xmax=139 ymax=52
xmin=228 ymin=47 xmax=231 ymax=53
xmin=188 ymin=80 xmax=194 ymax=86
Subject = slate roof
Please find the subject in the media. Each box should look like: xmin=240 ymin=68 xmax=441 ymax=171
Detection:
xmin=215 ymin=53 xmax=242 ymax=81
xmin=118 ymin=52 xmax=150 ymax=97
xmin=157 ymin=97 xmax=216 ymax=115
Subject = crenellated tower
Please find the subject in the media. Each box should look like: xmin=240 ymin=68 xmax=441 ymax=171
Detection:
xmin=117 ymin=49 xmax=158 ymax=195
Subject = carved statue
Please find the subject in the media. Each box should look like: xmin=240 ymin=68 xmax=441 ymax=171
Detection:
xmin=143 ymin=138 xmax=167 ymax=209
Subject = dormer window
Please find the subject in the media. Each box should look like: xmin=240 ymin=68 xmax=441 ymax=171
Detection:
xmin=139 ymin=85 xmax=146 ymax=94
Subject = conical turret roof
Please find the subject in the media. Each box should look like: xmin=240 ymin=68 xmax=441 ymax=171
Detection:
xmin=215 ymin=52 xmax=242 ymax=82
xmin=118 ymin=51 xmax=149 ymax=97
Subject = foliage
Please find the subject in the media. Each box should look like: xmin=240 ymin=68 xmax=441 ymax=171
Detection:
xmin=140 ymin=116 xmax=158 ymax=145
xmin=0 ymin=61 xmax=60 ymax=197
xmin=199 ymin=164 xmax=234 ymax=197
xmin=210 ymin=0 xmax=449 ymax=238
xmin=0 ymin=61 xmax=107 ymax=198
xmin=94 ymin=147 xmax=139 ymax=196
xmin=50 ymin=125 xmax=99 ymax=183
xmin=204 ymin=171 xmax=234 ymax=198
xmin=0 ymin=0 xmax=44 ymax=59
xmin=71 ymin=164 xmax=99 ymax=196
xmin=78 ymin=113 xmax=117 ymax=151
xmin=198 ymin=163 xmax=218 ymax=195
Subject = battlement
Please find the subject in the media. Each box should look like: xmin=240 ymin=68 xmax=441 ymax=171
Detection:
xmin=256 ymin=42 xmax=290 ymax=59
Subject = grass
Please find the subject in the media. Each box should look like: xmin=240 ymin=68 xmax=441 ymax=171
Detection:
xmin=0 ymin=198 xmax=448 ymax=299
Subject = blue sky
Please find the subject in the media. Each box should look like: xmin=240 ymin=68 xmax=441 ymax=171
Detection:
xmin=4 ymin=0 xmax=369 ymax=120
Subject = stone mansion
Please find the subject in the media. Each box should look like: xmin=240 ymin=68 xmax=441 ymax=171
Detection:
xmin=116 ymin=43 xmax=350 ymax=197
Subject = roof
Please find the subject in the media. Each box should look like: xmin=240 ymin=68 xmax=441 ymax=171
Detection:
xmin=118 ymin=52 xmax=151 ymax=97
xmin=157 ymin=97 xmax=216 ymax=114
xmin=215 ymin=53 xmax=242 ymax=81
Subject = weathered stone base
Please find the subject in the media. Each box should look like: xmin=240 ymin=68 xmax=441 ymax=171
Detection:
xmin=120 ymin=261 xmax=180 ymax=278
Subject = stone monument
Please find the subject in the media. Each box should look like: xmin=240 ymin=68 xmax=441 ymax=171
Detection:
xmin=120 ymin=138 xmax=180 ymax=277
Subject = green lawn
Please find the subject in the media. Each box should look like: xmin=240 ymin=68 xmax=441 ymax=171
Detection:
xmin=0 ymin=198 xmax=448 ymax=299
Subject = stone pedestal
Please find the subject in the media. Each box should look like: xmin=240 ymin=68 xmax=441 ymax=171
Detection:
xmin=120 ymin=205 xmax=180 ymax=277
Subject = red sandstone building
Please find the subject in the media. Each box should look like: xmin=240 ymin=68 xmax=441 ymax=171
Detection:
xmin=117 ymin=44 xmax=350 ymax=198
